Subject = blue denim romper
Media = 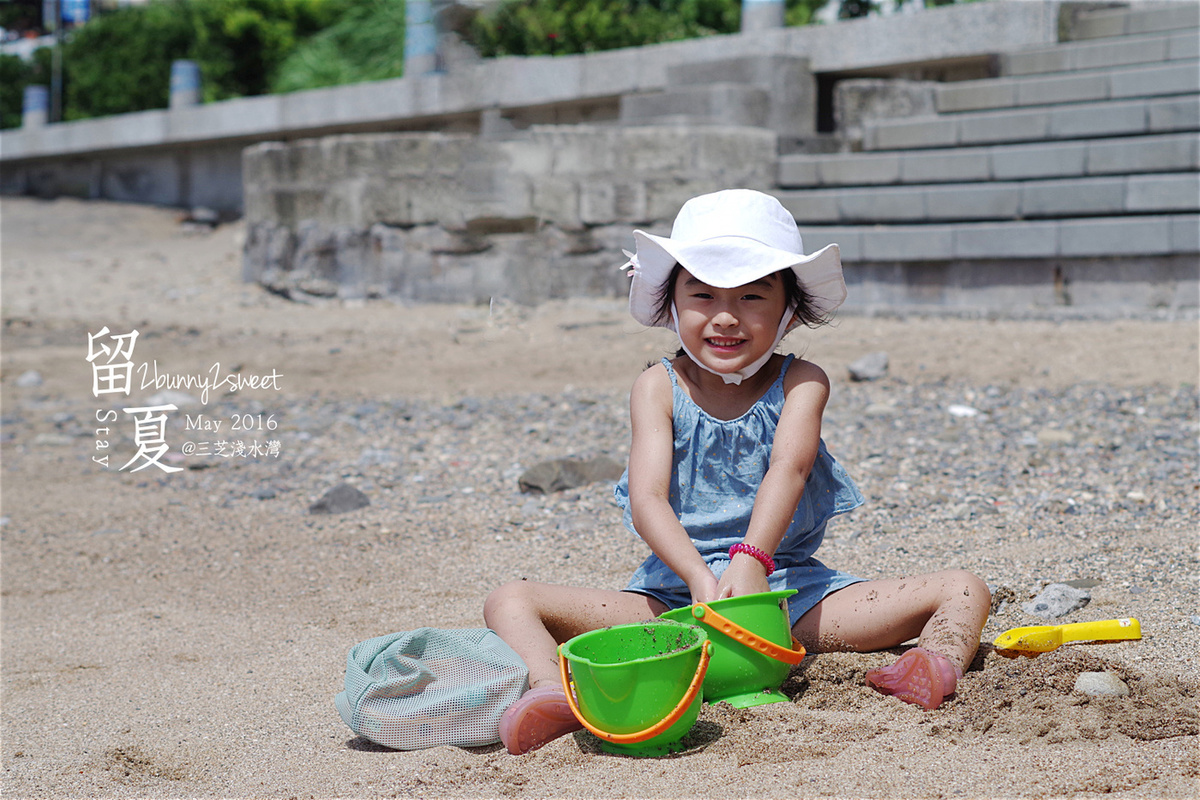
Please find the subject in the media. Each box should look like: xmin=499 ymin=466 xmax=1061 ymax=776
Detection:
xmin=614 ymin=354 xmax=865 ymax=626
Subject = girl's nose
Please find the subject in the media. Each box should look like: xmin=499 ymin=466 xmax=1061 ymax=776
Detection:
xmin=712 ymin=309 xmax=738 ymax=327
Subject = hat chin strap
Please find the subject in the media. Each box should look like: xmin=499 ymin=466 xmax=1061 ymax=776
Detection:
xmin=670 ymin=303 xmax=796 ymax=386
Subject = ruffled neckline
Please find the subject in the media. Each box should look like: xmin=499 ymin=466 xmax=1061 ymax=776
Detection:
xmin=663 ymin=354 xmax=793 ymax=424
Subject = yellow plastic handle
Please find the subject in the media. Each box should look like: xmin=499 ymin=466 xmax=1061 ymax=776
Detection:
xmin=1058 ymin=618 xmax=1142 ymax=643
xmin=692 ymin=602 xmax=807 ymax=665
xmin=557 ymin=640 xmax=711 ymax=744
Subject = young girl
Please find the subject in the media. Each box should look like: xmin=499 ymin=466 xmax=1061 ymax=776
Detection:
xmin=484 ymin=189 xmax=990 ymax=755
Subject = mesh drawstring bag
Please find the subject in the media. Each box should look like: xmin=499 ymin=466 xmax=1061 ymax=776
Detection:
xmin=335 ymin=628 xmax=530 ymax=750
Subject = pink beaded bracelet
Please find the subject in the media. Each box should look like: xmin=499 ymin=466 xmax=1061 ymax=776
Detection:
xmin=729 ymin=543 xmax=775 ymax=577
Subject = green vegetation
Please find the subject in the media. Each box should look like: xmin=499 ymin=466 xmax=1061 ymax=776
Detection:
xmin=467 ymin=0 xmax=958 ymax=55
xmin=271 ymin=0 xmax=406 ymax=93
xmin=787 ymin=0 xmax=833 ymax=26
xmin=0 ymin=0 xmax=42 ymax=32
xmin=0 ymin=47 xmax=50 ymax=129
xmin=467 ymin=0 xmax=737 ymax=56
xmin=0 ymin=0 xmax=983 ymax=128
xmin=60 ymin=0 xmax=194 ymax=120
xmin=1 ymin=0 xmax=362 ymax=126
xmin=0 ymin=53 xmax=31 ymax=129
xmin=61 ymin=0 xmax=348 ymax=119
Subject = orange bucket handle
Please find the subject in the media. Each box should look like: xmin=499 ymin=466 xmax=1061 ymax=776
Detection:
xmin=692 ymin=602 xmax=806 ymax=665
xmin=557 ymin=640 xmax=711 ymax=744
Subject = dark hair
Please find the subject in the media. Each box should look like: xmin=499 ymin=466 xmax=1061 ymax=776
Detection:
xmin=650 ymin=262 xmax=830 ymax=330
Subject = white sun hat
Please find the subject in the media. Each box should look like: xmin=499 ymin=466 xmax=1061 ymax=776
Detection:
xmin=624 ymin=189 xmax=846 ymax=331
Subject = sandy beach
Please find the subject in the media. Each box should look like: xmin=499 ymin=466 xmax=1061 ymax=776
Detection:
xmin=1 ymin=196 xmax=1197 ymax=799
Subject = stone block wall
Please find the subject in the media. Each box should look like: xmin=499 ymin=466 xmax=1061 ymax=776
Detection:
xmin=242 ymin=126 xmax=777 ymax=303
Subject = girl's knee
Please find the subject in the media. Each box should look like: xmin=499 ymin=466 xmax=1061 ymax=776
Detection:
xmin=931 ymin=570 xmax=991 ymax=622
xmin=483 ymin=579 xmax=535 ymax=623
xmin=945 ymin=569 xmax=991 ymax=606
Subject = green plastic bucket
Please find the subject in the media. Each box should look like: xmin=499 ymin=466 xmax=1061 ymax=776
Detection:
xmin=660 ymin=590 xmax=804 ymax=708
xmin=558 ymin=622 xmax=710 ymax=757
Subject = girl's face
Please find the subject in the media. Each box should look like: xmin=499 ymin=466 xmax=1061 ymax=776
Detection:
xmin=672 ymin=268 xmax=791 ymax=380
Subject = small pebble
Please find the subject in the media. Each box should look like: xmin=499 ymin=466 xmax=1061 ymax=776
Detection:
xmin=33 ymin=433 xmax=74 ymax=446
xmin=1036 ymin=428 xmax=1075 ymax=445
xmin=1063 ymin=578 xmax=1101 ymax=589
xmin=518 ymin=456 xmax=623 ymax=494
xmin=147 ymin=390 xmax=201 ymax=407
xmin=358 ymin=448 xmax=396 ymax=467
xmin=188 ymin=206 xmax=220 ymax=226
xmin=1074 ymin=672 xmax=1129 ymax=697
xmin=848 ymin=352 xmax=888 ymax=382
xmin=1022 ymin=583 xmax=1090 ymax=619
xmin=309 ymin=484 xmax=369 ymax=514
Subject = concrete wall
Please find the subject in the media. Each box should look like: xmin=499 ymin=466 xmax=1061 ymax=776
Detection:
xmin=0 ymin=0 xmax=1073 ymax=213
xmin=242 ymin=122 xmax=1198 ymax=315
xmin=3 ymin=143 xmax=243 ymax=212
xmin=241 ymin=126 xmax=778 ymax=303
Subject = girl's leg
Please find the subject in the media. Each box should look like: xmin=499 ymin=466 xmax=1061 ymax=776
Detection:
xmin=484 ymin=580 xmax=668 ymax=753
xmin=793 ymin=569 xmax=990 ymax=709
xmin=485 ymin=580 xmax=669 ymax=687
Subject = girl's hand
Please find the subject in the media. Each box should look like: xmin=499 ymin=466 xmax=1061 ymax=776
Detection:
xmin=716 ymin=555 xmax=771 ymax=600
xmin=687 ymin=570 xmax=720 ymax=606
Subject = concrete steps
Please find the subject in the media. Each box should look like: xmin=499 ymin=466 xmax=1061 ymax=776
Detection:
xmin=935 ymin=58 xmax=1198 ymax=114
xmin=863 ymin=89 xmax=1196 ymax=151
xmin=861 ymin=5 xmax=1199 ymax=150
xmin=1001 ymin=26 xmax=1198 ymax=77
xmin=779 ymin=132 xmax=1198 ymax=187
xmin=779 ymin=173 xmax=1199 ymax=224
xmin=1065 ymin=1 xmax=1200 ymax=41
xmin=776 ymin=3 xmax=1197 ymax=282
xmin=799 ymin=213 xmax=1198 ymax=262
xmin=775 ymin=3 xmax=1198 ymax=312
xmin=798 ymin=213 xmax=1197 ymax=313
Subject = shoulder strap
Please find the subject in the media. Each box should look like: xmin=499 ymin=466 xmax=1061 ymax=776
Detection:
xmin=661 ymin=357 xmax=680 ymax=388
xmin=774 ymin=354 xmax=796 ymax=390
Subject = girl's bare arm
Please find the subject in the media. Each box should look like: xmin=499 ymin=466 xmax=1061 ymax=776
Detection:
xmin=718 ymin=359 xmax=830 ymax=596
xmin=626 ymin=364 xmax=720 ymax=603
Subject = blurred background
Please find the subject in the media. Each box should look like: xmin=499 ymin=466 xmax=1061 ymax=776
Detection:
xmin=2 ymin=0 xmax=1195 ymax=317
xmin=0 ymin=0 xmax=948 ymax=128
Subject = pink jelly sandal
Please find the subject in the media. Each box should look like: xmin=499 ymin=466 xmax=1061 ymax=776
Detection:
xmin=865 ymin=647 xmax=963 ymax=710
xmin=498 ymin=686 xmax=583 ymax=755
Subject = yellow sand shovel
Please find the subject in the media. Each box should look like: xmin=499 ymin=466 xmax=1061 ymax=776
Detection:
xmin=993 ymin=618 xmax=1141 ymax=654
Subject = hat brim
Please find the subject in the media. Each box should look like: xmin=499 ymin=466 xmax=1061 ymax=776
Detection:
xmin=628 ymin=231 xmax=846 ymax=329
